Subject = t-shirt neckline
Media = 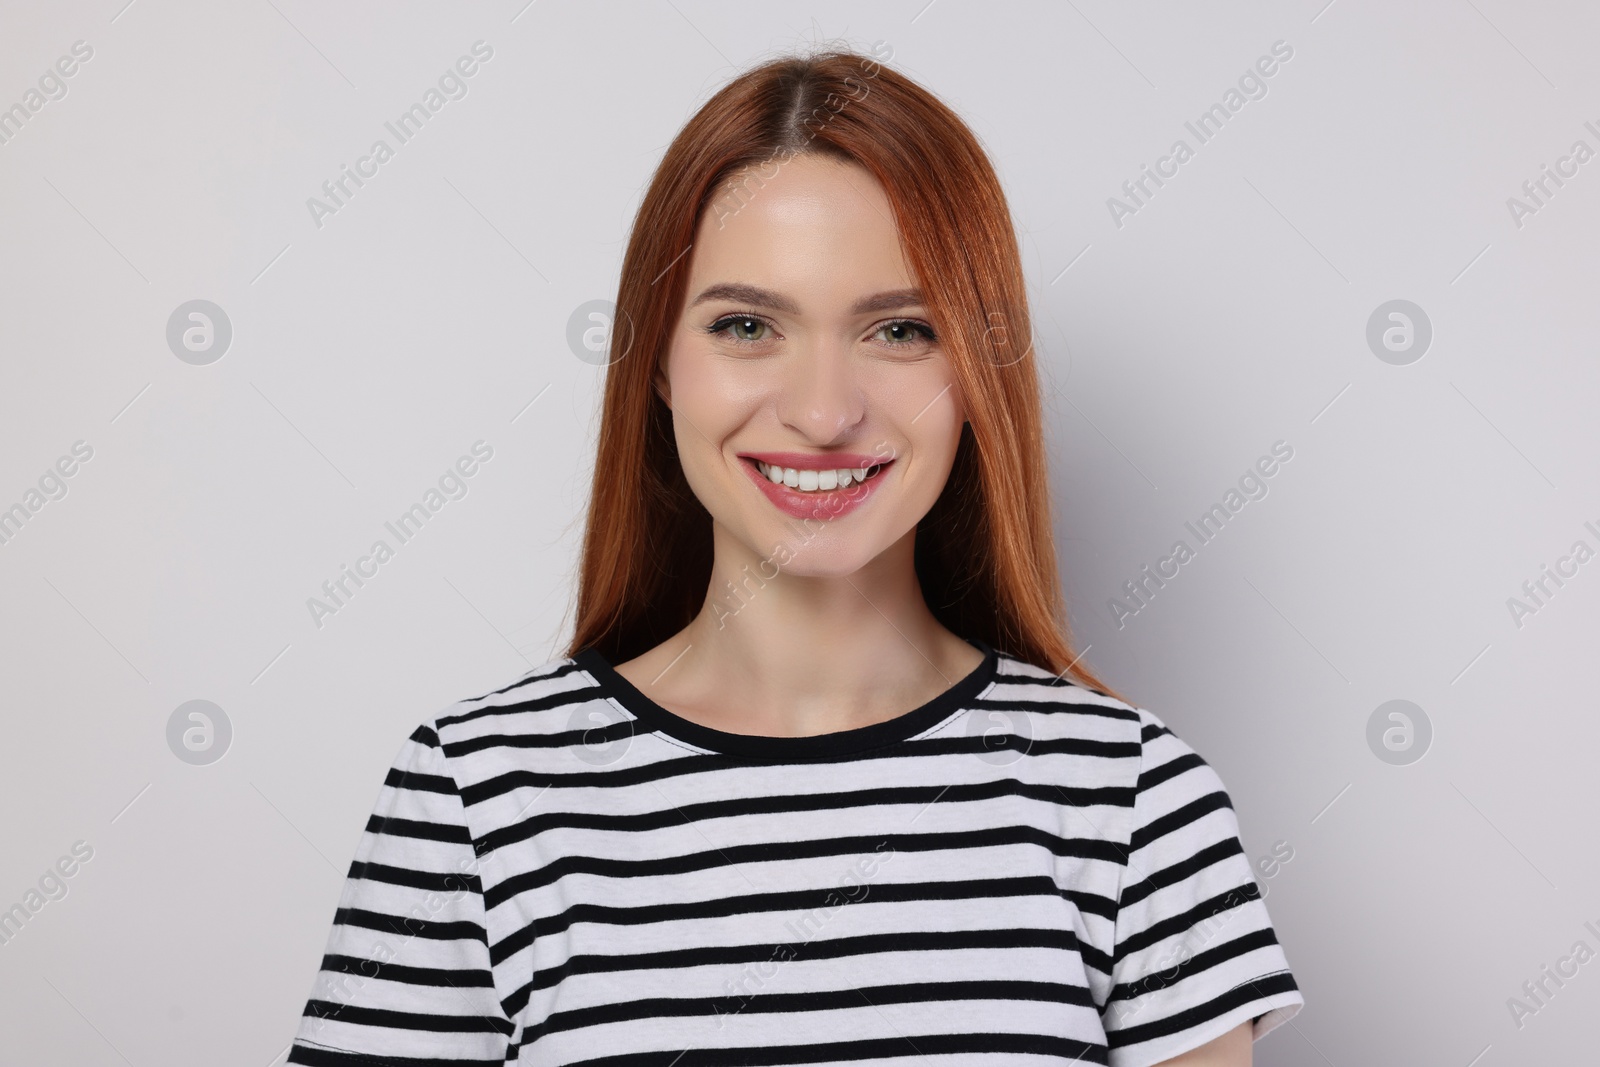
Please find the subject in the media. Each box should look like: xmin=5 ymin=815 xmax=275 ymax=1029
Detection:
xmin=572 ymin=638 xmax=997 ymax=760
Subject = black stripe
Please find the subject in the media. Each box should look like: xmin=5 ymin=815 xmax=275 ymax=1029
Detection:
xmin=458 ymin=732 xmax=1140 ymax=807
xmin=347 ymin=860 xmax=482 ymax=896
xmin=483 ymin=823 xmax=1125 ymax=911
xmin=533 ymin=925 xmax=1080 ymax=989
xmin=559 ymin=1031 xmax=1109 ymax=1067
xmin=333 ymin=905 xmax=487 ymax=944
xmin=459 ymin=659 xmax=584 ymax=704
xmin=475 ymin=777 xmax=1135 ymax=859
xmin=991 ymin=667 xmax=1118 ymax=704
xmin=1106 ymin=969 xmax=1299 ymax=1048
xmin=527 ymin=978 xmax=1097 ymax=1041
xmin=363 ymin=814 xmax=473 ymax=847
xmin=1114 ymin=881 xmax=1263 ymax=960
xmin=316 ymin=951 xmax=497 ymax=989
xmin=970 ymin=696 xmax=1140 ymax=723
xmin=438 ymin=681 xmax=606 ymax=733
xmin=1129 ymin=790 xmax=1233 ymax=853
xmin=1107 ymin=926 xmax=1283 ymax=1002
xmin=504 ymin=926 xmax=1088 ymax=1018
xmin=1140 ymin=721 xmax=1172 ymax=743
xmin=382 ymin=768 xmax=457 ymax=795
xmin=1118 ymin=838 xmax=1246 ymax=911
xmin=288 ymin=1037 xmax=504 ymax=1066
xmin=1136 ymin=750 xmax=1206 ymax=793
xmin=301 ymin=998 xmax=513 ymax=1035
xmin=489 ymin=874 xmax=1066 ymax=966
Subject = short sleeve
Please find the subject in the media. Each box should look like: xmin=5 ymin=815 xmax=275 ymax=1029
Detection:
xmin=286 ymin=722 xmax=514 ymax=1065
xmin=1099 ymin=708 xmax=1304 ymax=1067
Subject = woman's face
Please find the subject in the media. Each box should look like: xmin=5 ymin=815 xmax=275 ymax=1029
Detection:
xmin=658 ymin=153 xmax=967 ymax=578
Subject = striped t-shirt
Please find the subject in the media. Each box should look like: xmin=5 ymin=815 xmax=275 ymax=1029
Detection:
xmin=286 ymin=638 xmax=1303 ymax=1067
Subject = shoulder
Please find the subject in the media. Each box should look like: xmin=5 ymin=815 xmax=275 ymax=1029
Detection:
xmin=983 ymin=650 xmax=1144 ymax=750
xmin=985 ymin=653 xmax=1231 ymax=800
xmin=402 ymin=654 xmax=604 ymax=778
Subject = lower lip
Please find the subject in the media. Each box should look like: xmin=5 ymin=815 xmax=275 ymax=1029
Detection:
xmin=739 ymin=459 xmax=892 ymax=521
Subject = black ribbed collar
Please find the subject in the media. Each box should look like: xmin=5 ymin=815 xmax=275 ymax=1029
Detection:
xmin=572 ymin=638 xmax=997 ymax=761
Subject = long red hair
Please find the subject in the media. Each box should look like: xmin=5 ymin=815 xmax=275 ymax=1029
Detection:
xmin=564 ymin=48 xmax=1124 ymax=700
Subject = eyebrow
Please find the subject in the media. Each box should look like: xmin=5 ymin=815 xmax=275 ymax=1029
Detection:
xmin=687 ymin=283 xmax=925 ymax=317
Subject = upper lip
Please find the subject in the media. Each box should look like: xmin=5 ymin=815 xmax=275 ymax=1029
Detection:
xmin=738 ymin=451 xmax=892 ymax=471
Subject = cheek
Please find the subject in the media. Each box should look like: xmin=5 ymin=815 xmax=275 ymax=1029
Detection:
xmin=670 ymin=352 xmax=765 ymax=436
xmin=872 ymin=368 xmax=966 ymax=460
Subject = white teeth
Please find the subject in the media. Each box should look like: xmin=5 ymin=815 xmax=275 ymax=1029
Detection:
xmin=754 ymin=460 xmax=882 ymax=492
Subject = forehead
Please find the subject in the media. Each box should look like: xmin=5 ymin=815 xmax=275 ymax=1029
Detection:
xmin=684 ymin=154 xmax=915 ymax=303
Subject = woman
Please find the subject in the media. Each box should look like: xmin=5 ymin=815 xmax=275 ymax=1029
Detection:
xmin=288 ymin=48 xmax=1303 ymax=1067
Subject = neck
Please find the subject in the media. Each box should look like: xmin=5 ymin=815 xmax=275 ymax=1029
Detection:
xmin=629 ymin=523 xmax=980 ymax=736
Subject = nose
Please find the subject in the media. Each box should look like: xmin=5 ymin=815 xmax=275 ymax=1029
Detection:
xmin=776 ymin=338 xmax=866 ymax=444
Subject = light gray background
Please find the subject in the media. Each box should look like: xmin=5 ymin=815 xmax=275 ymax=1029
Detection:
xmin=2 ymin=1 xmax=1597 ymax=1063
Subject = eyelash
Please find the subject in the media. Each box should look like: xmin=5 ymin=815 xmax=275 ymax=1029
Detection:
xmin=704 ymin=311 xmax=938 ymax=349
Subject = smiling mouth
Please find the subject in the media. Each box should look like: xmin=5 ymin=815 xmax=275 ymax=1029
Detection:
xmin=744 ymin=457 xmax=891 ymax=492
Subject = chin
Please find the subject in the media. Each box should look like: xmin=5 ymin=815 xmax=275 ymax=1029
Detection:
xmin=748 ymin=516 xmax=899 ymax=576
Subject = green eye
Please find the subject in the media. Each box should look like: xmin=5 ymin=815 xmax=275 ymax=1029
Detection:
xmin=874 ymin=320 xmax=938 ymax=346
xmin=708 ymin=314 xmax=772 ymax=343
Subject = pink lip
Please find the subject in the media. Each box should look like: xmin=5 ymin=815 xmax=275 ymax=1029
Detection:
xmin=738 ymin=450 xmax=889 ymax=470
xmin=737 ymin=455 xmax=893 ymax=521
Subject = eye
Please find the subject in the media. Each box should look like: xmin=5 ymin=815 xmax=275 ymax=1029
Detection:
xmin=706 ymin=313 xmax=775 ymax=345
xmin=871 ymin=319 xmax=938 ymax=348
